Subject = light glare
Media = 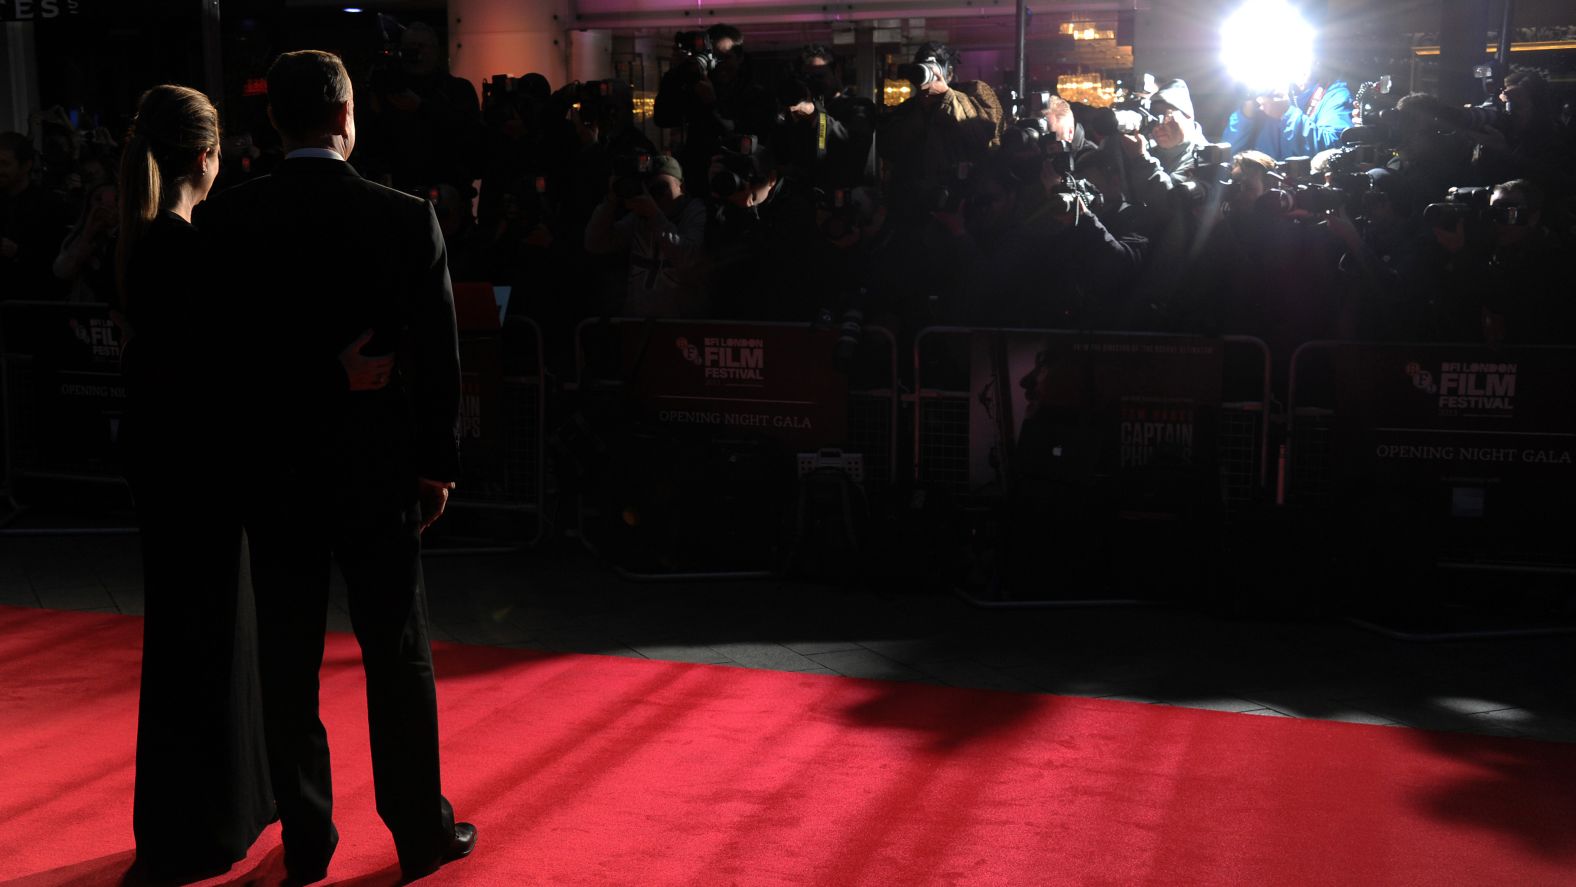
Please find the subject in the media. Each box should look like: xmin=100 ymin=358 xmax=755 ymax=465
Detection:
xmin=1220 ymin=0 xmax=1315 ymax=93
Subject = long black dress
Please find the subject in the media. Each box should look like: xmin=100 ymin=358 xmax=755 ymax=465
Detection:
xmin=121 ymin=210 xmax=273 ymax=875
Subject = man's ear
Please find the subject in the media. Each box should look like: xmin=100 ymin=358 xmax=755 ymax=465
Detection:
xmin=267 ymin=105 xmax=278 ymax=133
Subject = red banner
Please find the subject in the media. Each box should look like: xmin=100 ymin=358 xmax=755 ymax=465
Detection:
xmin=1327 ymin=345 xmax=1576 ymax=517
xmin=625 ymin=322 xmax=848 ymax=448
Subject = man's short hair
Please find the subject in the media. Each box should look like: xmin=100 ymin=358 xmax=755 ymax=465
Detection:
xmin=707 ymin=24 xmax=742 ymax=46
xmin=0 ymin=131 xmax=34 ymax=165
xmin=800 ymin=44 xmax=833 ymax=67
xmin=267 ymin=50 xmax=354 ymax=139
xmin=1044 ymin=95 xmax=1074 ymax=130
xmin=1503 ymin=69 xmax=1550 ymax=108
xmin=913 ymin=41 xmax=957 ymax=73
xmin=1493 ymin=178 xmax=1544 ymax=212
xmin=1232 ymin=150 xmax=1276 ymax=178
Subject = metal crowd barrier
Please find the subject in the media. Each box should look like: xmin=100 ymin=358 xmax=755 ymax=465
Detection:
xmin=1286 ymin=340 xmax=1576 ymax=639
xmin=0 ymin=301 xmax=136 ymax=535
xmin=912 ymin=327 xmax=1272 ymax=608
xmin=572 ymin=317 xmax=898 ymax=581
xmin=426 ymin=315 xmax=548 ymax=555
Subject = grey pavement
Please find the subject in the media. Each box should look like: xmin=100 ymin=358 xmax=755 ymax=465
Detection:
xmin=3 ymin=532 xmax=1575 ymax=744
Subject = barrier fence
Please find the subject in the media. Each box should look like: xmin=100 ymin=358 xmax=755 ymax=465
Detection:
xmin=1287 ymin=341 xmax=1576 ymax=574
xmin=427 ymin=309 xmax=549 ymax=554
xmin=0 ymin=294 xmax=549 ymax=549
xmin=6 ymin=290 xmax=1573 ymax=634
xmin=912 ymin=327 xmax=1273 ymax=606
xmin=0 ymin=301 xmax=134 ymax=533
xmin=571 ymin=317 xmax=898 ymax=580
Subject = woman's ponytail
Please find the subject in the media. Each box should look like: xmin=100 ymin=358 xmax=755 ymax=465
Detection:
xmin=115 ymin=133 xmax=162 ymax=308
xmin=114 ymin=85 xmax=219 ymax=312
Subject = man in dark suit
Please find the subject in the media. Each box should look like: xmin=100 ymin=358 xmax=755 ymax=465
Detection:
xmin=200 ymin=50 xmax=475 ymax=883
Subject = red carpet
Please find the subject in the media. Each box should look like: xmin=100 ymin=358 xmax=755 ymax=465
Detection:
xmin=2 ymin=605 xmax=1575 ymax=887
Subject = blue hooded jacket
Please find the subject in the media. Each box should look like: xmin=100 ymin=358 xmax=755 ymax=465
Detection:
xmin=1297 ymin=80 xmax=1353 ymax=154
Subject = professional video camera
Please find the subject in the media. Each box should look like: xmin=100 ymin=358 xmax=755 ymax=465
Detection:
xmin=1422 ymin=185 xmax=1493 ymax=229
xmin=674 ymin=30 xmax=718 ymax=74
xmin=1192 ymin=141 xmax=1233 ymax=189
xmin=1111 ymin=74 xmax=1162 ymax=136
xmin=1326 ymin=126 xmax=1396 ymax=174
xmin=1112 ymin=99 xmax=1162 ymax=137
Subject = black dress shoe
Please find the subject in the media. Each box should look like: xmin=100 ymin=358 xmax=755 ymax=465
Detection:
xmin=400 ymin=822 xmax=477 ymax=882
xmin=284 ymin=824 xmax=338 ymax=885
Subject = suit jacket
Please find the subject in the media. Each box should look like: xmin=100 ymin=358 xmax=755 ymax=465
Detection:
xmin=199 ymin=156 xmax=461 ymax=499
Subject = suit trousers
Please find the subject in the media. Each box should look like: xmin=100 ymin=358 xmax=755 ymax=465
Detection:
xmin=244 ymin=477 xmax=455 ymax=870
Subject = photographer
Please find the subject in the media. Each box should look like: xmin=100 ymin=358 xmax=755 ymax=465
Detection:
xmin=950 ymin=157 xmax=1143 ymax=329
xmin=705 ymin=142 xmax=824 ymax=322
xmin=52 ymin=181 xmax=118 ymax=303
xmin=656 ymin=25 xmax=774 ymax=191
xmin=771 ymin=47 xmax=877 ymax=190
xmin=1 ymin=131 xmax=71 ymax=301
xmin=584 ymin=154 xmax=707 ymax=317
xmin=1461 ymin=71 xmax=1573 ymax=197
xmin=1117 ymin=79 xmax=1205 ymax=209
xmin=360 ymin=20 xmax=483 ymax=194
xmin=1295 ymin=67 xmax=1354 ymax=155
xmin=562 ymin=79 xmax=660 ymax=240
xmin=477 ymin=74 xmax=577 ymax=236
xmin=877 ymin=43 xmax=1005 ymax=219
xmin=1417 ymin=179 xmax=1569 ymax=346
xmin=1222 ymin=85 xmax=1308 ymax=161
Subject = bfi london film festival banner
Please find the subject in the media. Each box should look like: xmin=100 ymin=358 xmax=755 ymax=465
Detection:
xmin=0 ymin=301 xmax=124 ymax=471
xmin=1330 ymin=345 xmax=1576 ymax=516
xmin=967 ymin=332 xmax=1224 ymax=494
xmin=627 ymin=322 xmax=848 ymax=449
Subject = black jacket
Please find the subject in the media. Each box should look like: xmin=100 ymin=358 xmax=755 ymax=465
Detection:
xmin=199 ymin=156 xmax=462 ymax=489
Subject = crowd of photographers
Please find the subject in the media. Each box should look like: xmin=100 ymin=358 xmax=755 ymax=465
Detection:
xmin=456 ymin=28 xmax=1576 ymax=375
xmin=4 ymin=22 xmax=1575 ymax=368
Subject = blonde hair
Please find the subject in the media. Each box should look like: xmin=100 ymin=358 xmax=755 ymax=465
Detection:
xmin=115 ymin=84 xmax=220 ymax=308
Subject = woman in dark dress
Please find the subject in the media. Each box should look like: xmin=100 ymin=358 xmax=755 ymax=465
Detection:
xmin=116 ymin=84 xmax=273 ymax=879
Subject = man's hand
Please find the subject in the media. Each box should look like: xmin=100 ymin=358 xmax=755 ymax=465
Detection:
xmin=788 ymin=100 xmax=816 ymax=119
xmin=1119 ymin=132 xmax=1148 ymax=160
xmin=625 ymin=194 xmax=661 ymax=219
xmin=1432 ymin=220 xmax=1466 ymax=254
xmin=339 ymin=329 xmax=396 ymax=392
xmin=417 ymin=477 xmax=455 ymax=533
xmin=1257 ymin=94 xmax=1291 ymax=120
xmin=1319 ymin=210 xmax=1363 ymax=253
xmin=387 ymin=89 xmax=423 ymax=113
xmin=86 ymin=204 xmax=116 ymax=236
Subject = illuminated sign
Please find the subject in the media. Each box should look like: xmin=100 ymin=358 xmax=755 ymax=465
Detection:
xmin=0 ymin=0 xmax=82 ymax=21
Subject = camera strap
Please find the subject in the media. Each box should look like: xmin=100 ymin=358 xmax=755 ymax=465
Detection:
xmin=816 ymin=111 xmax=828 ymax=161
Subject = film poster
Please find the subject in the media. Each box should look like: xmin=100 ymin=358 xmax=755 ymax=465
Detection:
xmin=967 ymin=332 xmax=1224 ymax=494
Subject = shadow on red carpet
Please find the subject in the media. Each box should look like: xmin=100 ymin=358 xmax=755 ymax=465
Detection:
xmin=4 ymin=605 xmax=1576 ymax=887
